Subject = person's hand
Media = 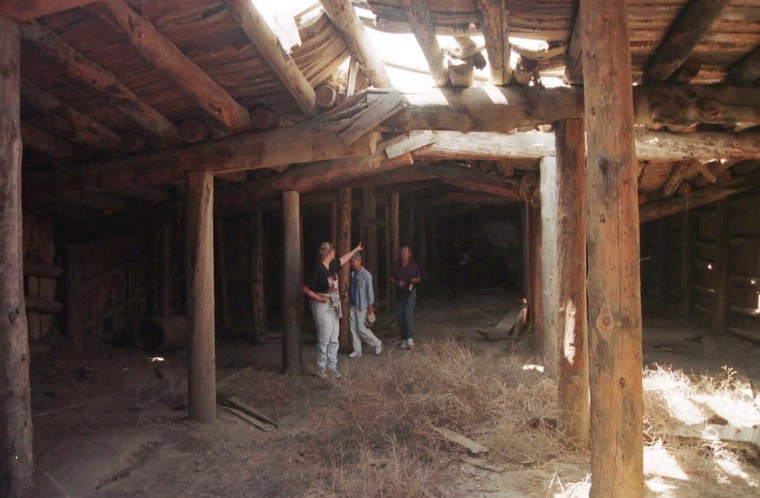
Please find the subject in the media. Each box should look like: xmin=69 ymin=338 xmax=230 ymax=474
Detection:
xmin=369 ymin=305 xmax=375 ymax=315
xmin=354 ymin=242 xmax=363 ymax=252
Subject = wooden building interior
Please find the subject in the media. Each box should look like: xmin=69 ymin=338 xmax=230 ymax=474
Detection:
xmin=1 ymin=0 xmax=760 ymax=496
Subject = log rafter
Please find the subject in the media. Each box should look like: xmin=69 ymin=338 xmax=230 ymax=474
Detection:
xmin=477 ymin=0 xmax=511 ymax=85
xmin=88 ymin=0 xmax=250 ymax=130
xmin=20 ymin=21 xmax=178 ymax=143
xmin=642 ymin=0 xmax=732 ymax=83
xmin=229 ymin=0 xmax=316 ymax=116
xmin=319 ymin=0 xmax=391 ymax=87
xmin=723 ymin=45 xmax=760 ymax=85
xmin=399 ymin=0 xmax=448 ymax=86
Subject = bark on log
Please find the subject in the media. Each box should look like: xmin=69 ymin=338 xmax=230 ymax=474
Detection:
xmin=282 ymin=191 xmax=302 ymax=372
xmin=337 ymin=188 xmax=352 ymax=353
xmin=251 ymin=210 xmax=267 ymax=344
xmin=399 ymin=0 xmax=448 ymax=86
xmin=20 ymin=21 xmax=178 ymax=143
xmin=582 ymin=0 xmax=644 ymax=495
xmin=477 ymin=0 xmax=511 ymax=85
xmin=0 ymin=17 xmax=33 ymax=498
xmin=186 ymin=172 xmax=217 ymax=423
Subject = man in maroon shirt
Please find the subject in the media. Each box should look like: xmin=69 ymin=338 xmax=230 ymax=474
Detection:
xmin=389 ymin=245 xmax=422 ymax=349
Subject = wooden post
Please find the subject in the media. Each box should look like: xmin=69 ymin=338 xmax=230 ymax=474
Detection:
xmin=418 ymin=210 xmax=427 ymax=282
xmin=0 ymin=16 xmax=33 ymax=498
xmin=681 ymin=209 xmax=692 ymax=322
xmin=540 ymin=156 xmax=559 ymax=376
xmin=656 ymin=219 xmax=666 ymax=308
xmin=330 ymin=195 xmax=338 ymax=250
xmin=581 ymin=0 xmax=643 ymax=495
xmin=215 ymin=217 xmax=230 ymax=333
xmin=389 ymin=191 xmax=400 ymax=309
xmin=337 ymin=188 xmax=352 ymax=353
xmin=528 ymin=201 xmax=543 ymax=354
xmin=160 ymin=222 xmax=171 ymax=316
xmin=523 ymin=204 xmax=530 ymax=299
xmin=282 ymin=191 xmax=302 ymax=372
xmin=714 ymin=200 xmax=729 ymax=334
xmin=185 ymin=172 xmax=217 ymax=423
xmin=544 ymin=119 xmax=589 ymax=448
xmin=251 ymin=209 xmax=267 ymax=344
xmin=363 ymin=187 xmax=378 ymax=300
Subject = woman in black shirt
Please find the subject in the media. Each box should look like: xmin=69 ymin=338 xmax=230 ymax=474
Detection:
xmin=303 ymin=241 xmax=362 ymax=378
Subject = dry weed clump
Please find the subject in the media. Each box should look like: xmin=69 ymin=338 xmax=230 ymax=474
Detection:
xmin=304 ymin=339 xmax=570 ymax=496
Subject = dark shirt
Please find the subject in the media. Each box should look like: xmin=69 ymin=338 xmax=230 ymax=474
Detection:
xmin=390 ymin=259 xmax=421 ymax=292
xmin=306 ymin=258 xmax=340 ymax=294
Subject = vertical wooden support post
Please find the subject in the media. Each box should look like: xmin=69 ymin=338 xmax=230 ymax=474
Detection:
xmin=215 ymin=217 xmax=230 ymax=333
xmin=251 ymin=209 xmax=267 ymax=344
xmin=389 ymin=191 xmax=400 ymax=309
xmin=714 ymin=200 xmax=729 ymax=334
xmin=282 ymin=191 xmax=303 ymax=372
xmin=419 ymin=210 xmax=428 ymax=280
xmin=162 ymin=223 xmax=172 ymax=315
xmin=0 ymin=16 xmax=33 ymax=497
xmin=681 ymin=209 xmax=692 ymax=322
xmin=362 ymin=187 xmax=378 ymax=298
xmin=540 ymin=156 xmax=559 ymax=376
xmin=522 ymin=204 xmax=530 ymax=299
xmin=528 ymin=201 xmax=543 ymax=354
xmin=581 ymin=0 xmax=643 ymax=495
xmin=185 ymin=171 xmax=217 ymax=423
xmin=337 ymin=188 xmax=352 ymax=353
xmin=546 ymin=119 xmax=590 ymax=448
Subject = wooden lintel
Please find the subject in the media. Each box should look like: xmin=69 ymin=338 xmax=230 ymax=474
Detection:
xmin=21 ymin=79 xmax=121 ymax=150
xmin=477 ymin=0 xmax=511 ymax=85
xmin=643 ymin=0 xmax=732 ymax=83
xmin=399 ymin=0 xmax=448 ymax=86
xmin=90 ymin=0 xmax=249 ymax=130
xmin=21 ymin=21 xmax=178 ymax=143
xmin=319 ymin=0 xmax=391 ymax=87
xmin=229 ymin=0 xmax=316 ymax=116
xmin=0 ymin=0 xmax=96 ymax=20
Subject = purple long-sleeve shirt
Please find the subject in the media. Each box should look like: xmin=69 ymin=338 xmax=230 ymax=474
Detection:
xmin=390 ymin=259 xmax=421 ymax=291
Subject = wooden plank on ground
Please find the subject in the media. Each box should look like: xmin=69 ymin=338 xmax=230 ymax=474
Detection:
xmin=221 ymin=405 xmax=273 ymax=432
xmin=433 ymin=426 xmax=489 ymax=455
xmin=224 ymin=396 xmax=278 ymax=428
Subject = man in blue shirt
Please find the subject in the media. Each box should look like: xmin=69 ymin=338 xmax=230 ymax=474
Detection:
xmin=348 ymin=252 xmax=382 ymax=358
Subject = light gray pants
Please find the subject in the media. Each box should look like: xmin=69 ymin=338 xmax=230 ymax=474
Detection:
xmin=349 ymin=305 xmax=381 ymax=353
xmin=311 ymin=296 xmax=339 ymax=370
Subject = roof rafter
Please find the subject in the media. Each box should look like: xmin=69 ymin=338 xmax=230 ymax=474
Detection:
xmin=20 ymin=21 xmax=179 ymax=143
xmin=723 ymin=45 xmax=760 ymax=85
xmin=399 ymin=0 xmax=448 ymax=86
xmin=0 ymin=0 xmax=96 ymax=21
xmin=477 ymin=0 xmax=511 ymax=86
xmin=88 ymin=0 xmax=250 ymax=130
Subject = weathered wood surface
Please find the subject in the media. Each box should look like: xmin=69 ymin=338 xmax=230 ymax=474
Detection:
xmin=337 ymin=187 xmax=352 ymax=353
xmin=564 ymin=10 xmax=583 ymax=84
xmin=660 ymin=159 xmax=697 ymax=198
xmin=340 ymin=91 xmax=404 ymax=145
xmin=643 ymin=0 xmax=731 ymax=83
xmin=0 ymin=17 xmax=33 ymax=498
xmin=582 ymin=0 xmax=643 ymax=495
xmin=362 ymin=187 xmax=378 ymax=308
xmin=433 ymin=426 xmax=489 ymax=455
xmin=477 ymin=0 xmax=511 ymax=85
xmin=724 ymin=46 xmax=760 ymax=85
xmin=319 ymin=0 xmax=391 ymax=87
xmin=20 ymin=122 xmax=74 ymax=159
xmin=186 ymin=172 xmax=216 ymax=423
xmin=282 ymin=191 xmax=302 ymax=373
xmin=399 ymin=0 xmax=448 ymax=86
xmin=251 ymin=210 xmax=267 ymax=344
xmin=528 ymin=202 xmax=543 ymax=352
xmin=20 ymin=21 xmax=178 ymax=143
xmin=714 ymin=200 xmax=729 ymax=334
xmin=0 ymin=0 xmax=96 ymax=20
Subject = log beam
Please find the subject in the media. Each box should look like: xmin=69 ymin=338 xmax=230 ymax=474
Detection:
xmin=21 ymin=79 xmax=121 ymax=150
xmin=319 ymin=0 xmax=391 ymax=87
xmin=0 ymin=16 xmax=33 ymax=498
xmin=229 ymin=0 xmax=316 ymax=116
xmin=643 ymin=0 xmax=731 ymax=83
xmin=724 ymin=45 xmax=760 ymax=85
xmin=282 ymin=191 xmax=302 ymax=372
xmin=582 ymin=0 xmax=643 ymax=494
xmin=91 ymin=0 xmax=249 ymax=130
xmin=185 ymin=171 xmax=216 ymax=423
xmin=21 ymin=21 xmax=177 ymax=143
xmin=477 ymin=0 xmax=511 ymax=85
xmin=0 ymin=0 xmax=95 ymax=20
xmin=399 ymin=0 xmax=448 ymax=86
xmin=660 ymin=159 xmax=698 ymax=198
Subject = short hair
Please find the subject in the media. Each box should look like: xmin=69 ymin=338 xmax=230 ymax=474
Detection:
xmin=400 ymin=245 xmax=412 ymax=253
xmin=351 ymin=252 xmax=363 ymax=262
xmin=319 ymin=241 xmax=334 ymax=259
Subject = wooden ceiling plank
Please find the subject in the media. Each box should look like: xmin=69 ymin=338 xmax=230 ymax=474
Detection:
xmin=21 ymin=79 xmax=121 ymax=150
xmin=0 ymin=0 xmax=96 ymax=21
xmin=642 ymin=0 xmax=732 ymax=83
xmin=723 ymin=45 xmax=760 ymax=85
xmin=229 ymin=0 xmax=316 ymax=116
xmin=319 ymin=0 xmax=391 ymax=87
xmin=477 ymin=0 xmax=511 ymax=86
xmin=398 ymin=0 xmax=448 ymax=86
xmin=90 ymin=0 xmax=250 ymax=130
xmin=21 ymin=21 xmax=178 ymax=143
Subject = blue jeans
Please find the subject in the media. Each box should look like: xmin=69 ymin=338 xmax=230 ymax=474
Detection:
xmin=395 ymin=289 xmax=417 ymax=341
xmin=311 ymin=296 xmax=339 ymax=370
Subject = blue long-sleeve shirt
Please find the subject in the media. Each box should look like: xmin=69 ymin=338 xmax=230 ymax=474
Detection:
xmin=349 ymin=266 xmax=374 ymax=311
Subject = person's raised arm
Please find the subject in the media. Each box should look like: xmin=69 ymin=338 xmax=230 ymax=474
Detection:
xmin=338 ymin=242 xmax=363 ymax=266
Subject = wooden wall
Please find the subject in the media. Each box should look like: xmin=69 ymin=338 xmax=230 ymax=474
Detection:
xmin=23 ymin=211 xmax=60 ymax=341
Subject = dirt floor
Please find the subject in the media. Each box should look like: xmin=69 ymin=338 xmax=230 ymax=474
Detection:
xmin=29 ymin=288 xmax=760 ymax=497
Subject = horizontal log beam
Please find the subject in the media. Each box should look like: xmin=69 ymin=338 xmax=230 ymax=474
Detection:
xmin=21 ymin=21 xmax=178 ymax=143
xmin=0 ymin=0 xmax=95 ymax=20
xmin=640 ymin=168 xmax=760 ymax=222
xmin=724 ymin=45 xmax=760 ymax=85
xmin=91 ymin=0 xmax=250 ymax=130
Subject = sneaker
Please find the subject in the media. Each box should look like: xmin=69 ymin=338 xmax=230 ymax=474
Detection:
xmin=374 ymin=342 xmax=383 ymax=355
xmin=400 ymin=340 xmax=409 ymax=350
xmin=348 ymin=351 xmax=362 ymax=358
xmin=407 ymin=338 xmax=414 ymax=348
xmin=329 ymin=368 xmax=343 ymax=379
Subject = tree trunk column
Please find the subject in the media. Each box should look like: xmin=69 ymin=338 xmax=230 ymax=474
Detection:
xmin=185 ymin=171 xmax=217 ymax=423
xmin=0 ymin=16 xmax=33 ymax=498
xmin=282 ymin=191 xmax=303 ymax=371
xmin=389 ymin=191 xmax=400 ymax=310
xmin=528 ymin=201 xmax=543 ymax=353
xmin=251 ymin=209 xmax=267 ymax=344
xmin=337 ymin=188 xmax=352 ymax=353
xmin=581 ymin=0 xmax=644 ymax=495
